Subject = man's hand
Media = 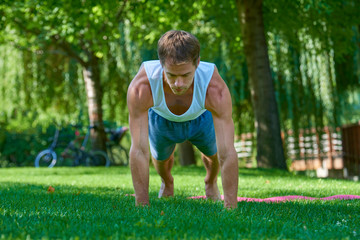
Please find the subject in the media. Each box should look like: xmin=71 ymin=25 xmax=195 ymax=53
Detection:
xmin=220 ymin=153 xmax=238 ymax=209
xmin=135 ymin=194 xmax=150 ymax=207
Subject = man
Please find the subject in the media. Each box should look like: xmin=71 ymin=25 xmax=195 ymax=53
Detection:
xmin=127 ymin=30 xmax=238 ymax=209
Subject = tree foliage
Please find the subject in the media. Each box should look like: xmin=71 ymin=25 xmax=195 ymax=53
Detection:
xmin=0 ymin=0 xmax=359 ymax=166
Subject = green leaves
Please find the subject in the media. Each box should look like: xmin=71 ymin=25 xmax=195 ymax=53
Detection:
xmin=1 ymin=0 xmax=129 ymax=57
xmin=0 ymin=0 xmax=359 ymax=142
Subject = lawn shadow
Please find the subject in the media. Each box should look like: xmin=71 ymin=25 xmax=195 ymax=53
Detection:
xmin=1 ymin=181 xmax=359 ymax=239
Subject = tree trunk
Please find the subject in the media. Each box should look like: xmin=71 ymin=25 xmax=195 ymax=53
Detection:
xmin=236 ymin=0 xmax=287 ymax=170
xmin=82 ymin=56 xmax=107 ymax=152
xmin=178 ymin=141 xmax=196 ymax=166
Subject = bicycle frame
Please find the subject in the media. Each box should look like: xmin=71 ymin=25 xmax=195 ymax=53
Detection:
xmin=49 ymin=129 xmax=60 ymax=150
xmin=62 ymin=125 xmax=109 ymax=166
xmin=78 ymin=125 xmax=99 ymax=150
xmin=34 ymin=128 xmax=60 ymax=168
xmin=105 ymin=126 xmax=129 ymax=166
xmin=35 ymin=124 xmax=110 ymax=168
xmin=81 ymin=127 xmax=91 ymax=149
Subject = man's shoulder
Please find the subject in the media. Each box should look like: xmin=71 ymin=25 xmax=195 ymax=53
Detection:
xmin=127 ymin=65 xmax=153 ymax=111
xmin=205 ymin=67 xmax=232 ymax=115
xmin=207 ymin=66 xmax=225 ymax=94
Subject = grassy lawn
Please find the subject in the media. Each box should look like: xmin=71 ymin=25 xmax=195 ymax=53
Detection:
xmin=0 ymin=166 xmax=359 ymax=239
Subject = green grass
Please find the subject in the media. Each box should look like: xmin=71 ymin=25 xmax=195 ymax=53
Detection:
xmin=0 ymin=166 xmax=359 ymax=239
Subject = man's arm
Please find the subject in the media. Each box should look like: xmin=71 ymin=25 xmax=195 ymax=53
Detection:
xmin=127 ymin=66 xmax=153 ymax=206
xmin=206 ymin=67 xmax=238 ymax=209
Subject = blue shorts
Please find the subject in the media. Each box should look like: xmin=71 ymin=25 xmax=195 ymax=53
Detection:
xmin=148 ymin=108 xmax=217 ymax=160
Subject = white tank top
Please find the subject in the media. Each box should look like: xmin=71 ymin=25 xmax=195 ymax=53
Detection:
xmin=144 ymin=60 xmax=215 ymax=122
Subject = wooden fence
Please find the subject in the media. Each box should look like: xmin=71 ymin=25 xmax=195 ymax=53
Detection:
xmin=235 ymin=124 xmax=360 ymax=178
xmin=286 ymin=127 xmax=343 ymax=172
xmin=341 ymin=121 xmax=360 ymax=178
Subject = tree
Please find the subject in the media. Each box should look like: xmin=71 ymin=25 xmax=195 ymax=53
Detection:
xmin=1 ymin=0 xmax=129 ymax=151
xmin=2 ymin=0 xmax=360 ymax=168
xmin=178 ymin=141 xmax=196 ymax=166
xmin=236 ymin=0 xmax=287 ymax=170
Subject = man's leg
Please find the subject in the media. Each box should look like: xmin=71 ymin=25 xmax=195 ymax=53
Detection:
xmin=152 ymin=151 xmax=175 ymax=198
xmin=201 ymin=153 xmax=221 ymax=200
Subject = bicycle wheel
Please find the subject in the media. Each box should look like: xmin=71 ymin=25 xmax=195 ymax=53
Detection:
xmin=87 ymin=151 xmax=110 ymax=167
xmin=108 ymin=145 xmax=129 ymax=166
xmin=34 ymin=149 xmax=57 ymax=168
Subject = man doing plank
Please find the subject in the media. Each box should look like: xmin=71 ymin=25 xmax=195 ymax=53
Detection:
xmin=127 ymin=30 xmax=238 ymax=209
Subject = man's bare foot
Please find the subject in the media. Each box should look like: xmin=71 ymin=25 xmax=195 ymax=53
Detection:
xmin=205 ymin=183 xmax=221 ymax=201
xmin=158 ymin=181 xmax=174 ymax=198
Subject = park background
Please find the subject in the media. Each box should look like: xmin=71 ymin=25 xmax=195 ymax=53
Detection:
xmin=0 ymin=0 xmax=360 ymax=178
xmin=1 ymin=1 xmax=360 ymax=239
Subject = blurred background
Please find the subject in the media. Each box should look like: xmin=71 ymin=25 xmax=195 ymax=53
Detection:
xmin=0 ymin=0 xmax=359 ymax=179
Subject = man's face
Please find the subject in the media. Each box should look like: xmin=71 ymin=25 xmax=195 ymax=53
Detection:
xmin=163 ymin=60 xmax=199 ymax=96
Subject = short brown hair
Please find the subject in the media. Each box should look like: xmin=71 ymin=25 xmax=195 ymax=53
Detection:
xmin=157 ymin=30 xmax=200 ymax=66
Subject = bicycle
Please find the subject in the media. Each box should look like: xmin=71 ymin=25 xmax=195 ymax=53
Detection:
xmin=35 ymin=125 xmax=110 ymax=167
xmin=106 ymin=126 xmax=129 ymax=166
